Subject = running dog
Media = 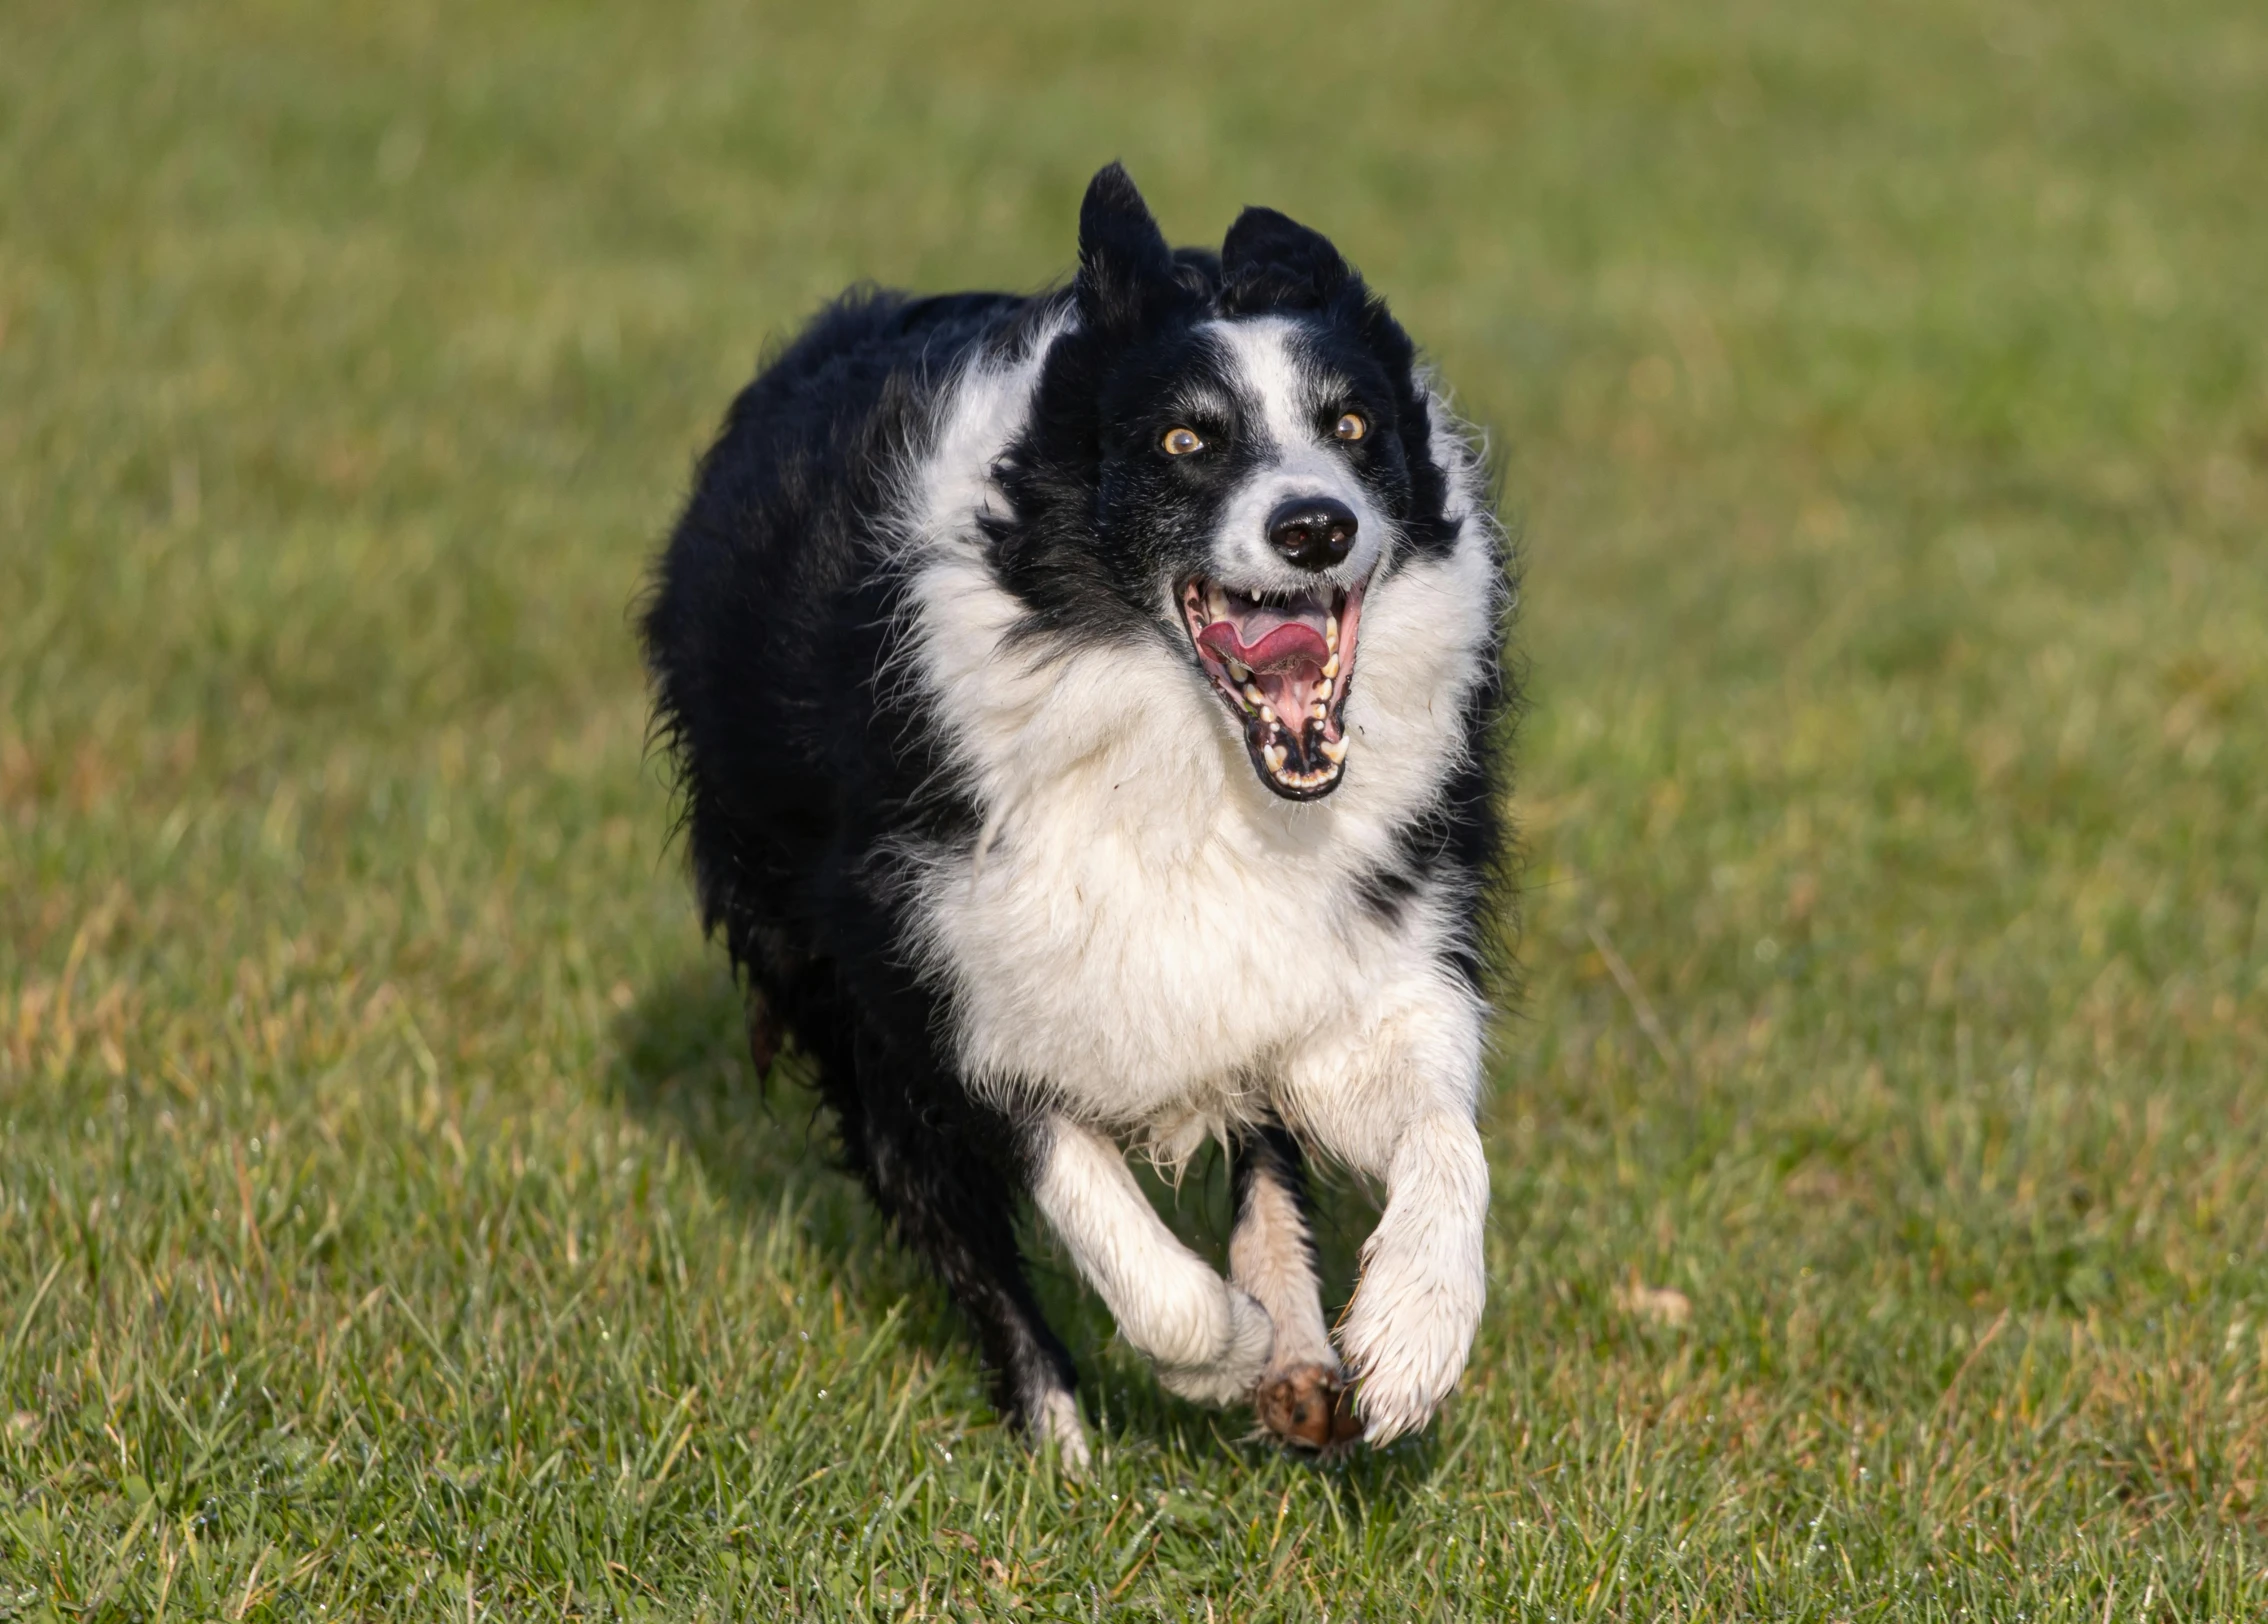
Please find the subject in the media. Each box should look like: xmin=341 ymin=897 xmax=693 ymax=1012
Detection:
xmin=642 ymin=164 xmax=1510 ymax=1463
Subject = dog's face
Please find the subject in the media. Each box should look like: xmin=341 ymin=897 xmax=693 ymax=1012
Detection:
xmin=998 ymin=166 xmax=1457 ymax=802
xmin=1098 ymin=308 xmax=1408 ymax=800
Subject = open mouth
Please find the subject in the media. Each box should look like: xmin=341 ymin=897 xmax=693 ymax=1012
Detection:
xmin=1179 ymin=575 xmax=1366 ymax=800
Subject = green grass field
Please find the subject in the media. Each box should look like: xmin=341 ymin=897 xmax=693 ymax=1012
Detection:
xmin=5 ymin=1 xmax=2266 ymax=1616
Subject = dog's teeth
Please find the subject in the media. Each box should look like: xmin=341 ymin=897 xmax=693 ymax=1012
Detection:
xmin=1319 ymin=736 xmax=1348 ymax=764
xmin=1322 ymin=655 xmax=1340 ymax=680
xmin=1243 ymin=683 xmax=1267 ymax=708
xmin=1208 ymin=583 xmax=1229 ymax=619
xmin=1316 ymin=678 xmax=1333 ymax=702
xmin=1227 ymin=659 xmax=1251 ymax=682
xmin=1325 ymin=614 xmax=1340 ymax=646
xmin=1259 ymin=704 xmax=1277 ymax=726
xmin=1262 ymin=742 xmax=1288 ymax=773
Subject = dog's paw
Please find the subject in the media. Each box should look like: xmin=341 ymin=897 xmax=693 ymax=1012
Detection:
xmin=1339 ymin=1322 xmax=1469 ymax=1445
xmin=1154 ymin=1285 xmax=1274 ymax=1407
xmin=1336 ymin=1249 xmax=1484 ymax=1445
xmin=1253 ymin=1362 xmax=1362 ymax=1451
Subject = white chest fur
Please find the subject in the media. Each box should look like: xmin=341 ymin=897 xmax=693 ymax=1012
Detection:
xmin=908 ymin=657 xmax=1456 ymax=1137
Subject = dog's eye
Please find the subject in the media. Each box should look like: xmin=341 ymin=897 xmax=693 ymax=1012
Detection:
xmin=1333 ymin=412 xmax=1368 ymax=443
xmin=1161 ymin=426 xmax=1205 ymax=456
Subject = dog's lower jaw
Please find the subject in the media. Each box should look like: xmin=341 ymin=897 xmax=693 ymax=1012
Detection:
xmin=1335 ymin=1110 xmax=1490 ymax=1445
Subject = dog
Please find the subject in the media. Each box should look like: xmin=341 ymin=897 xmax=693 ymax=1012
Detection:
xmin=642 ymin=164 xmax=1510 ymax=1464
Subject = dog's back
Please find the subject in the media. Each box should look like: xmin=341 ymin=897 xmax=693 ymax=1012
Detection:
xmin=645 ymin=288 xmax=1028 ymax=958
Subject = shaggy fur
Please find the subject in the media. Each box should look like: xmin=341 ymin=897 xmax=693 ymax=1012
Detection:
xmin=642 ymin=165 xmax=1512 ymax=1462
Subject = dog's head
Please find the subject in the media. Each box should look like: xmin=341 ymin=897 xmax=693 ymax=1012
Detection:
xmin=995 ymin=164 xmax=1462 ymax=802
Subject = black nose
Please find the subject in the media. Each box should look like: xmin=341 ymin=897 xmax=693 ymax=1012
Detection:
xmin=1266 ymin=496 xmax=1358 ymax=571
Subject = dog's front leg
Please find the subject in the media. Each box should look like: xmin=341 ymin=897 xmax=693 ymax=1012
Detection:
xmin=1289 ymin=982 xmax=1490 ymax=1444
xmin=1336 ymin=1108 xmax=1489 ymax=1442
xmin=1029 ymin=1115 xmax=1273 ymax=1405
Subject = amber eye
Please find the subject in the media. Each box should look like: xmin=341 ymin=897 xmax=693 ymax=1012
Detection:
xmin=1333 ymin=411 xmax=1368 ymax=442
xmin=1161 ymin=426 xmax=1205 ymax=456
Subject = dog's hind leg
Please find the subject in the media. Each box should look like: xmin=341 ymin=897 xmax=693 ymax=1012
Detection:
xmin=829 ymin=1025 xmax=1088 ymax=1468
xmin=1029 ymin=1115 xmax=1274 ymax=1408
xmin=1231 ymin=1126 xmax=1361 ymax=1450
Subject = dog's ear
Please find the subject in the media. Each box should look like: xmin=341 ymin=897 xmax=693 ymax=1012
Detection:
xmin=1220 ymin=206 xmax=1351 ymax=313
xmin=1076 ymin=163 xmax=1176 ymax=333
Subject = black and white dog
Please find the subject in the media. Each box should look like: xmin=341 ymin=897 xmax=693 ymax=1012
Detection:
xmin=642 ymin=165 xmax=1509 ymax=1463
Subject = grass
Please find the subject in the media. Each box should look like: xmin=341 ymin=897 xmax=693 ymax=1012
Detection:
xmin=3 ymin=0 xmax=2266 ymax=1616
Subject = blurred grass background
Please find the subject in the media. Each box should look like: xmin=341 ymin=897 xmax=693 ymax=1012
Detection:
xmin=3 ymin=0 xmax=2266 ymax=1617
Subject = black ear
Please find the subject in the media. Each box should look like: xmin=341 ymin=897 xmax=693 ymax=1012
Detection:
xmin=1220 ymin=206 xmax=1351 ymax=313
xmin=1076 ymin=163 xmax=1176 ymax=332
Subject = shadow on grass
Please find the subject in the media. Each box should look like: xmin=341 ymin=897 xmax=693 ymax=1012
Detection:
xmin=606 ymin=961 xmax=904 ymax=1298
xmin=608 ymin=960 xmax=1425 ymax=1499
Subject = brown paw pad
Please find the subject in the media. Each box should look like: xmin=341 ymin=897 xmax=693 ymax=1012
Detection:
xmin=1254 ymin=1364 xmax=1363 ymax=1451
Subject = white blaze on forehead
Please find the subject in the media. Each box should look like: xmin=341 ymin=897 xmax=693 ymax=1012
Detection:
xmin=1206 ymin=315 xmax=1318 ymax=453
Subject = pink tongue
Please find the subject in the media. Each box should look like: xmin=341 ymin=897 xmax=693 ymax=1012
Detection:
xmin=1196 ymin=620 xmax=1329 ymax=674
